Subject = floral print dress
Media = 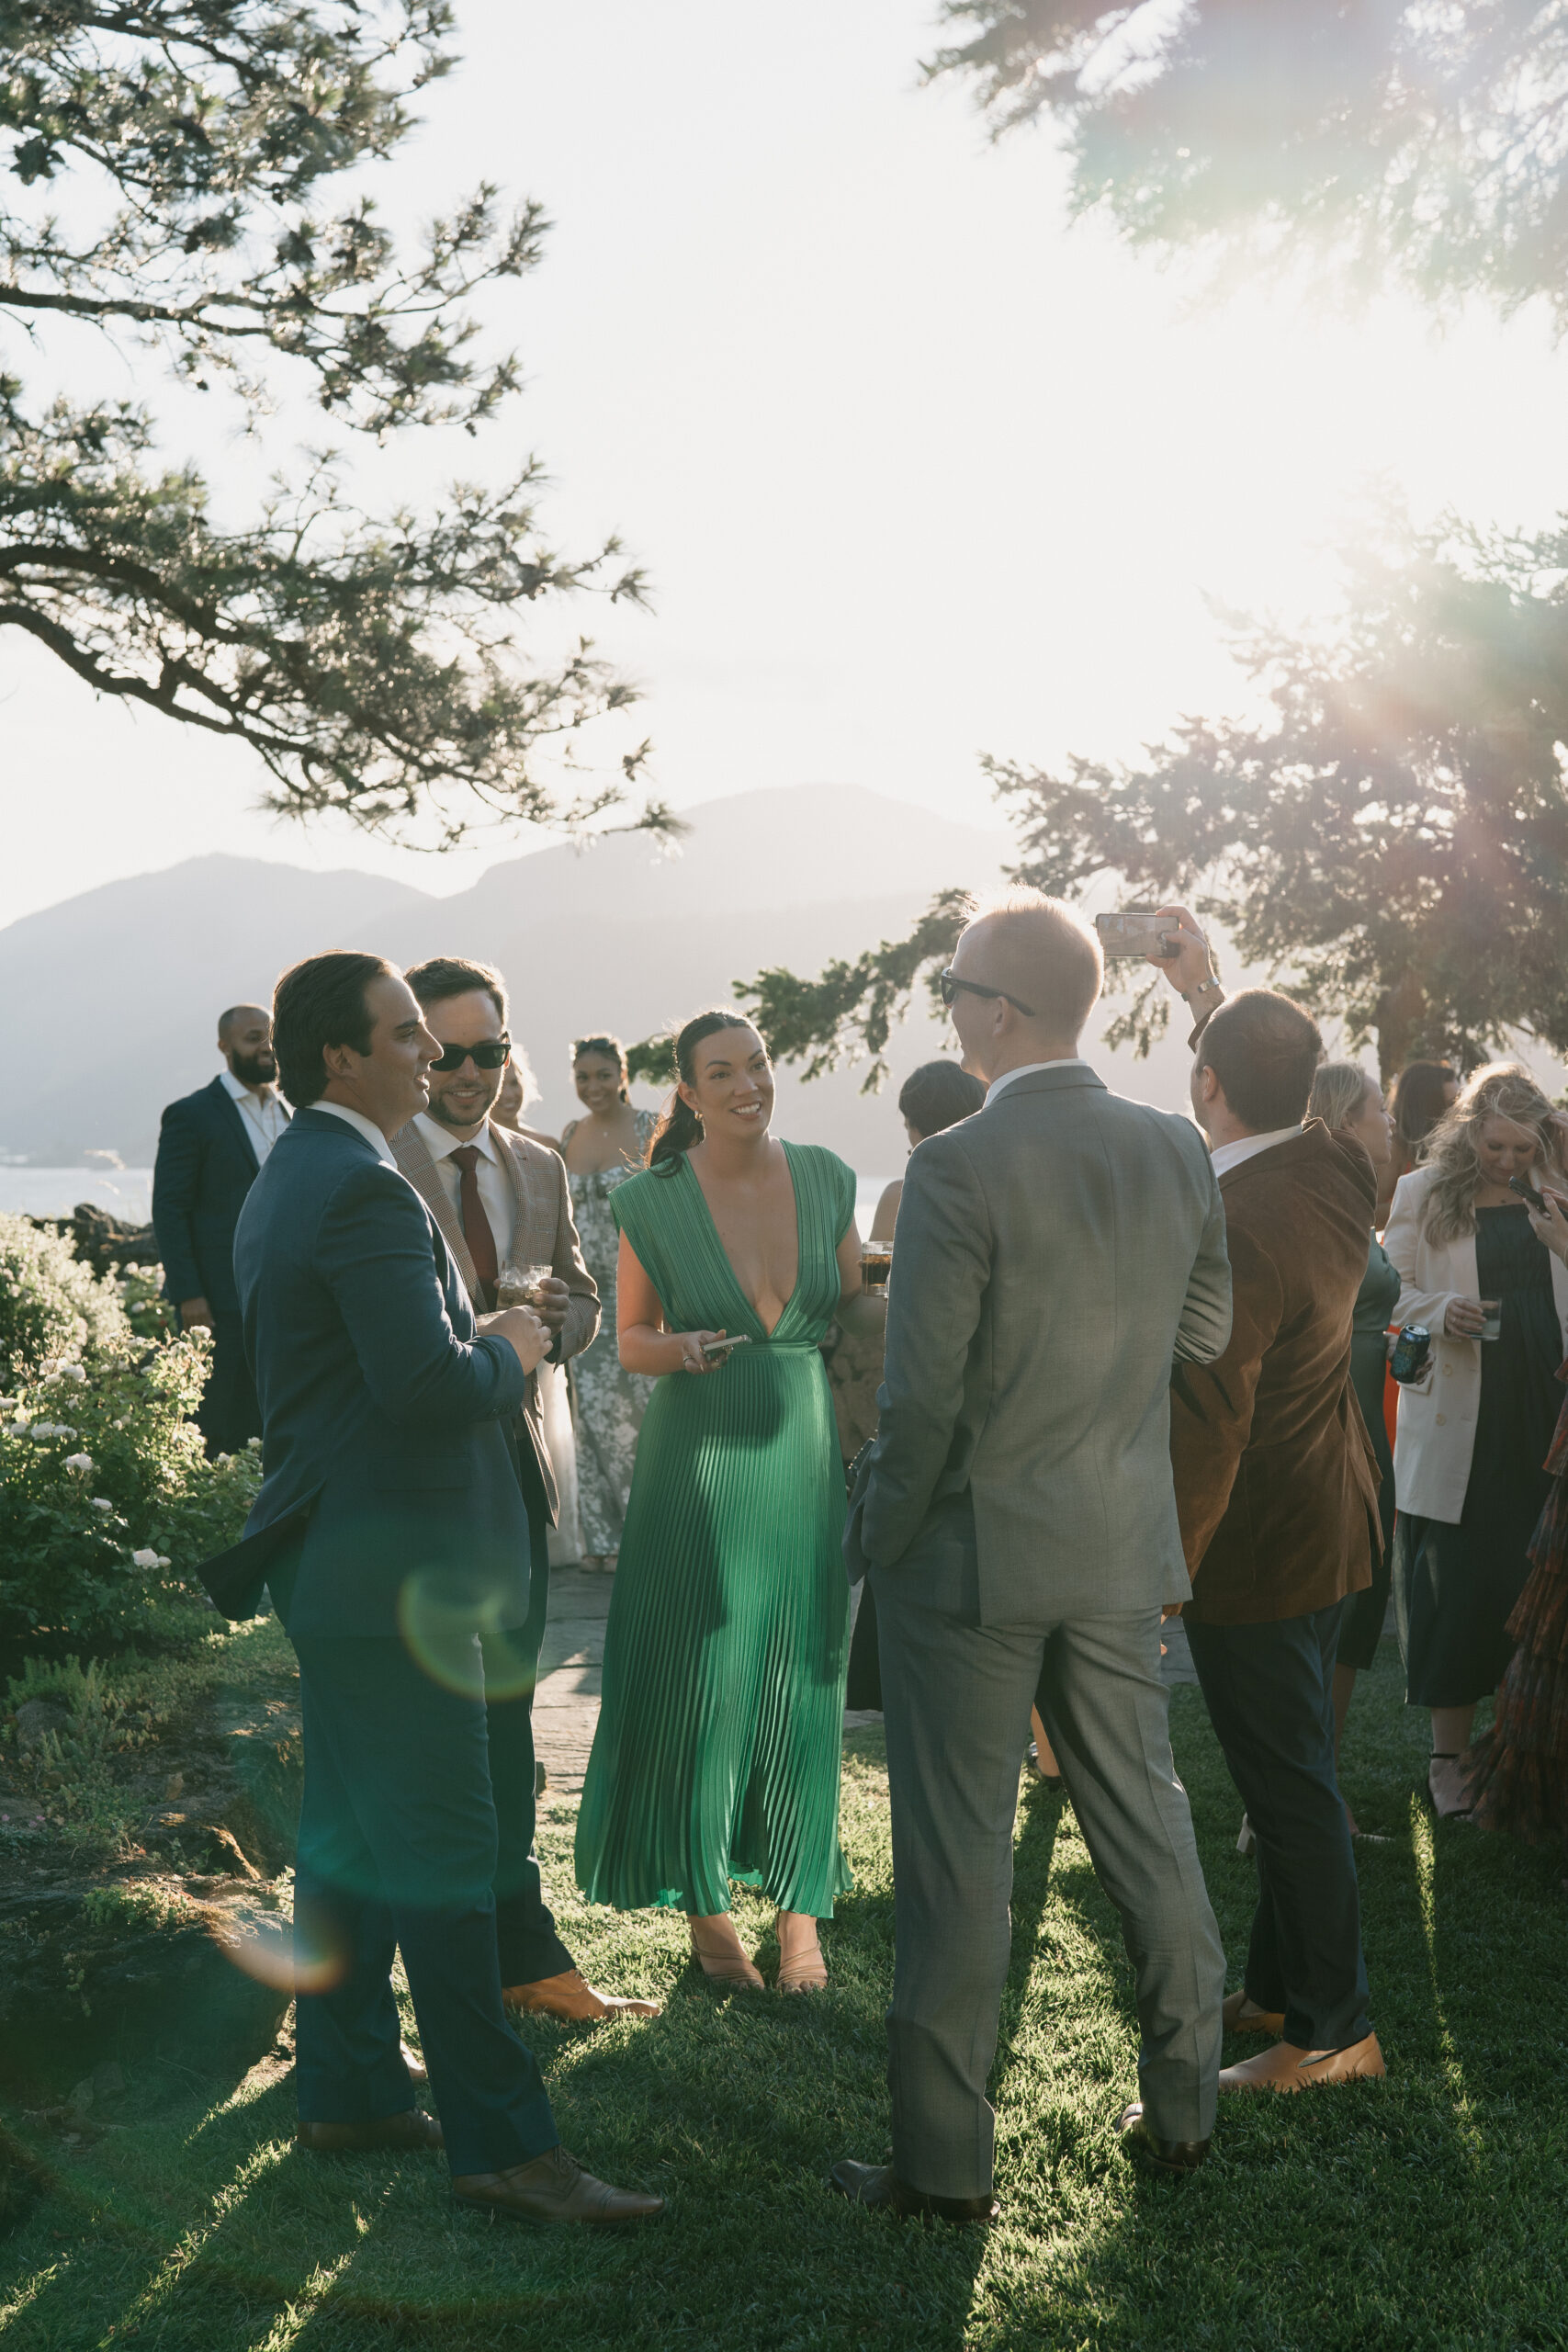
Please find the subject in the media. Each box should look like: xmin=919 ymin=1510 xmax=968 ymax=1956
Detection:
xmin=561 ymin=1110 xmax=660 ymax=1557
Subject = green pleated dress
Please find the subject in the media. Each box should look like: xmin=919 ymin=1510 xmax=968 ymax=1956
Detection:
xmin=573 ymin=1141 xmax=855 ymax=1918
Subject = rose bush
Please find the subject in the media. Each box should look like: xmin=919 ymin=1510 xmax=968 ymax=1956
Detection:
xmin=0 ymin=1220 xmax=260 ymax=1649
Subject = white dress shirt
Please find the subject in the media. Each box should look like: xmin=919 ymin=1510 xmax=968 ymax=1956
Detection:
xmin=220 ymin=1069 xmax=289 ymax=1166
xmin=313 ymin=1100 xmax=397 ymax=1167
xmin=412 ymin=1112 xmax=517 ymax=1265
xmin=1209 ymin=1124 xmax=1303 ymax=1178
xmin=984 ymin=1057 xmax=1092 ymax=1106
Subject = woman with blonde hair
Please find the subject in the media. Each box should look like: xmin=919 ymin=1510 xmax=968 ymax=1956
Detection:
xmin=1384 ymin=1062 xmax=1568 ymax=1816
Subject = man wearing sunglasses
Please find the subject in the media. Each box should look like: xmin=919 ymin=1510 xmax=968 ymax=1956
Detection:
xmin=391 ymin=956 xmax=656 ymax=2031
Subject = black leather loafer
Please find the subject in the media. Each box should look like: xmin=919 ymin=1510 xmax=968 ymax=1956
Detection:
xmin=1115 ymin=2103 xmax=1210 ymax=2175
xmin=829 ymin=2158 xmax=998 ymax=2223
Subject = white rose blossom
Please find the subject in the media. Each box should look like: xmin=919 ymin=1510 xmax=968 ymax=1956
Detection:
xmin=63 ymin=1453 xmax=94 ymax=1476
xmin=131 ymin=1548 xmax=160 ymax=1569
xmin=90 ymin=1498 xmax=113 ymax=1512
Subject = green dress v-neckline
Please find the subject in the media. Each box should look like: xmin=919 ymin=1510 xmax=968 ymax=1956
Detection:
xmin=676 ymin=1141 xmax=806 ymax=1342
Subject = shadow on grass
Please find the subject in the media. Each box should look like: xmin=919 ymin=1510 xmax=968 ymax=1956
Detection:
xmin=7 ymin=1656 xmax=1568 ymax=2350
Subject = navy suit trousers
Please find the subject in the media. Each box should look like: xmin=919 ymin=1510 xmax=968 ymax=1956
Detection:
xmin=292 ymin=1634 xmax=558 ymax=2176
xmin=1185 ymin=1600 xmax=1371 ymax=2052
xmin=489 ymin=1440 xmax=572 ymax=1988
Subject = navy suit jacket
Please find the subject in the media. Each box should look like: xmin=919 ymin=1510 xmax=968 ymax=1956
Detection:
xmin=152 ymin=1075 xmax=277 ymax=1312
xmin=212 ymin=1107 xmax=530 ymax=1634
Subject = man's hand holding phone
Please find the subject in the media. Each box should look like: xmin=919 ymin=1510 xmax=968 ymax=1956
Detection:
xmin=479 ymin=1303 xmax=551 ymax=1374
xmin=1144 ymin=903 xmax=1220 ymax=1001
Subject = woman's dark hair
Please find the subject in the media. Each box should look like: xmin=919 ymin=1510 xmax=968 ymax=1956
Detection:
xmin=572 ymin=1034 xmax=630 ymax=1103
xmin=1195 ymin=988 xmax=1323 ymax=1133
xmin=897 ymin=1058 xmax=985 ymax=1141
xmin=1391 ymin=1059 xmax=1458 ymax=1154
xmin=273 ymin=950 xmax=394 ymax=1108
xmin=649 ymin=1009 xmax=760 ymax=1175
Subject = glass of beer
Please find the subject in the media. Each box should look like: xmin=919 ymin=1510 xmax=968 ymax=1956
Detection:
xmin=860 ymin=1239 xmax=892 ymax=1295
xmin=499 ymin=1262 xmax=553 ymax=1310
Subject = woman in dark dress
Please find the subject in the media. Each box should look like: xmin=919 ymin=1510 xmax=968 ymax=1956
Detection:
xmin=1307 ymin=1063 xmax=1400 ymax=1832
xmin=1383 ymin=1065 xmax=1568 ymax=1817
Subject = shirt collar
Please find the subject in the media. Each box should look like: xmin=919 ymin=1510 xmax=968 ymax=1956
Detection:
xmin=312 ymin=1101 xmax=396 ymax=1167
xmin=984 ymin=1058 xmax=1091 ymax=1107
xmin=412 ymin=1111 xmax=497 ymax=1164
xmin=220 ymin=1069 xmax=280 ymax=1112
xmin=1210 ymin=1124 xmax=1304 ymax=1178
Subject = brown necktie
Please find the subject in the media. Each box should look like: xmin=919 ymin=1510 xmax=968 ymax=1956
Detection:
xmin=450 ymin=1144 xmax=498 ymax=1308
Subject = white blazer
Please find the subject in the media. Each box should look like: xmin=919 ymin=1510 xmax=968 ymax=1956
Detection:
xmin=1384 ymin=1163 xmax=1568 ymax=1523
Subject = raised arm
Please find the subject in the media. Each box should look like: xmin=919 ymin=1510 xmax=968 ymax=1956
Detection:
xmin=1168 ymin=1219 xmax=1282 ymax=1571
xmin=320 ymin=1162 xmax=532 ymax=1428
xmin=862 ymin=1134 xmax=990 ymax=1569
xmin=1174 ymin=1154 xmax=1233 ymax=1365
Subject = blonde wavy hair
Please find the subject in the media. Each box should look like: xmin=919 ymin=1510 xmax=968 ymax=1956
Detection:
xmin=1419 ymin=1061 xmax=1564 ymax=1245
xmin=1307 ymin=1060 xmax=1377 ymax=1133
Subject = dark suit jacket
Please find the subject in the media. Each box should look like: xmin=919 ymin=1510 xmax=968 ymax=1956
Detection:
xmin=212 ymin=1108 xmax=530 ymax=1633
xmin=152 ymin=1075 xmax=280 ymax=1311
xmin=1172 ymin=1120 xmax=1382 ymax=1626
xmin=851 ymin=1064 xmax=1233 ymax=1622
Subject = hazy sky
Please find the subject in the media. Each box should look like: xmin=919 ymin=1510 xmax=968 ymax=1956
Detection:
xmin=7 ymin=0 xmax=1568 ymax=929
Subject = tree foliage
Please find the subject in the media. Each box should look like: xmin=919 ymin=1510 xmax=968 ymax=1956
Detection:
xmin=743 ymin=517 xmax=1568 ymax=1083
xmin=928 ymin=1 xmax=1568 ymax=329
xmin=0 ymin=2 xmax=664 ymax=841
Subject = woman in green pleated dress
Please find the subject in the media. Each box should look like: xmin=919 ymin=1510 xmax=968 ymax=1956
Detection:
xmin=573 ymin=1010 xmax=863 ymax=1992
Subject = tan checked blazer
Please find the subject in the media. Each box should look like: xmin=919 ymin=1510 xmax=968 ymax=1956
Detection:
xmin=389 ymin=1119 xmax=599 ymax=1524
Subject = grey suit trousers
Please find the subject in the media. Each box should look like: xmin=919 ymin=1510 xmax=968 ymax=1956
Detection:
xmin=872 ymin=1506 xmax=1224 ymax=2197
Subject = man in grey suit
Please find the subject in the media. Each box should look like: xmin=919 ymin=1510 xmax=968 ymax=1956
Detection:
xmin=832 ymin=892 xmax=1233 ymax=2221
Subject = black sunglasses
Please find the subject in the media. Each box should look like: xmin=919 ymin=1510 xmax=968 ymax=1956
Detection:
xmin=938 ymin=968 xmax=1036 ymax=1019
xmin=430 ymin=1035 xmax=512 ymax=1073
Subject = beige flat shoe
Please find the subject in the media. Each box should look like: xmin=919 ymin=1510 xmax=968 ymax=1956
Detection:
xmin=1220 ymin=2031 xmax=1386 ymax=2093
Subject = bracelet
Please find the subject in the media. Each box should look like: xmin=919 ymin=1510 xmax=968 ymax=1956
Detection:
xmin=1183 ymin=978 xmax=1224 ymax=1006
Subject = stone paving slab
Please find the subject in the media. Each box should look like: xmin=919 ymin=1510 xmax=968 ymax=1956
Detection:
xmin=531 ymin=1567 xmax=1205 ymax=1797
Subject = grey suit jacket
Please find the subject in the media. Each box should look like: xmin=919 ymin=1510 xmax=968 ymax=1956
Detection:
xmin=851 ymin=1064 xmax=1232 ymax=1622
xmin=389 ymin=1118 xmax=599 ymax=1524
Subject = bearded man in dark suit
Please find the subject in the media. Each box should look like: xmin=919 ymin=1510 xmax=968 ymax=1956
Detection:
xmin=152 ymin=1004 xmax=288 ymax=1453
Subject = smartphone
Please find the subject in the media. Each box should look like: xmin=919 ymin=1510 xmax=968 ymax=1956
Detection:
xmin=701 ymin=1332 xmax=752 ymax=1361
xmin=1509 ymin=1172 xmax=1550 ymax=1212
xmin=1094 ymin=909 xmax=1181 ymax=960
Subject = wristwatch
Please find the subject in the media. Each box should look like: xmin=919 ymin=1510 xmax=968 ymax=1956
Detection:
xmin=1182 ymin=976 xmax=1224 ymax=1013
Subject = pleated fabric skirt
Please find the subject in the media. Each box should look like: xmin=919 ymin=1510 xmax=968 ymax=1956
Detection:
xmin=573 ymin=1340 xmax=852 ymax=1917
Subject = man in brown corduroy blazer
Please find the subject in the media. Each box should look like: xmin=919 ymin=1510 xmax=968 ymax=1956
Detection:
xmin=1153 ymin=915 xmax=1387 ymax=2096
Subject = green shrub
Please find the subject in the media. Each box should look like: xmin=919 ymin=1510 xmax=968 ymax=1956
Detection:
xmin=0 ymin=1330 xmax=261 ymax=1649
xmin=0 ymin=1213 xmax=128 ymax=1385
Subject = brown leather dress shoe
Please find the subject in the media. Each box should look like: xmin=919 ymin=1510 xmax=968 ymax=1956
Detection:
xmin=503 ymin=1968 xmax=661 ymax=2022
xmin=1222 ymin=1988 xmax=1285 ymax=2037
xmin=452 ymin=2144 xmax=663 ymax=2225
xmin=1220 ymin=2031 xmax=1386 ymax=2093
xmin=829 ymin=2159 xmax=998 ymax=2224
xmin=298 ymin=2109 xmax=444 ymax=2154
xmin=1115 ymin=2103 xmax=1210 ymax=2175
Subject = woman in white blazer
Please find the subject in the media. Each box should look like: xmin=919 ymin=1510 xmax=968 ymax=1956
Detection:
xmin=1384 ymin=1063 xmax=1568 ymax=1819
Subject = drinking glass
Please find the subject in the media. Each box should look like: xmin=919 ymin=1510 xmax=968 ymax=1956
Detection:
xmin=1479 ymin=1298 xmax=1502 ymax=1341
xmin=499 ymin=1262 xmax=554 ymax=1309
xmin=860 ymin=1240 xmax=893 ymax=1295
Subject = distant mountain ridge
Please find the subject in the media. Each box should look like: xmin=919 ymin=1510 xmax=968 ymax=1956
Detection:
xmin=1 ymin=785 xmax=1019 ymax=1167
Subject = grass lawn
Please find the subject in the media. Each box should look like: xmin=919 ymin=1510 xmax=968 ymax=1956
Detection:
xmin=2 ymin=1638 xmax=1565 ymax=2351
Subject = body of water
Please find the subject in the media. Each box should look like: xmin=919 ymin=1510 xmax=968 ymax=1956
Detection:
xmin=1 ymin=1167 xmax=899 ymax=1236
xmin=0 ymin=1167 xmax=155 ymax=1223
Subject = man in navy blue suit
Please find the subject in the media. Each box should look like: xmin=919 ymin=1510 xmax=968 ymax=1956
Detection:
xmin=218 ymin=951 xmax=661 ymax=2228
xmin=152 ymin=1004 xmax=288 ymax=1453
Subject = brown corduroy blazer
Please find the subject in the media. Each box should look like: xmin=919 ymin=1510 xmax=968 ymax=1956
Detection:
xmin=389 ymin=1118 xmax=599 ymax=1526
xmin=1172 ymin=1120 xmax=1382 ymax=1626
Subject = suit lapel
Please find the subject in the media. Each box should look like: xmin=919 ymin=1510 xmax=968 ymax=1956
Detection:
xmin=390 ymin=1120 xmax=479 ymax=1296
xmin=209 ymin=1074 xmax=261 ymax=1172
xmin=491 ymin=1123 xmax=545 ymax=1266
